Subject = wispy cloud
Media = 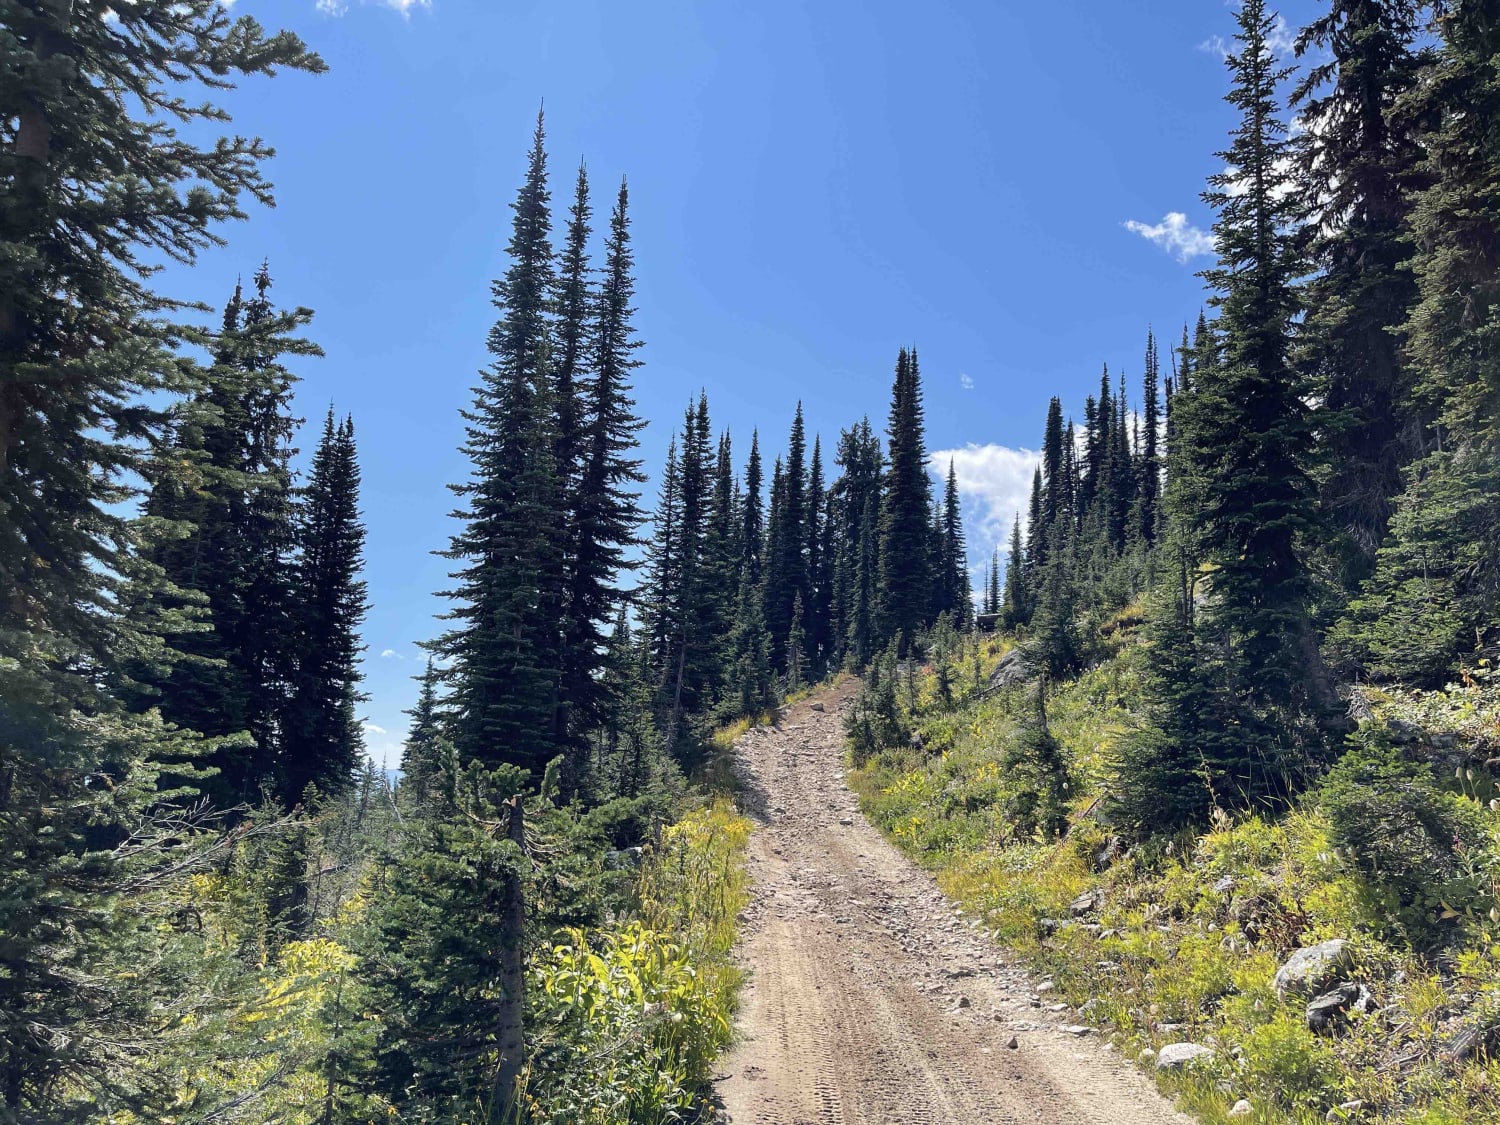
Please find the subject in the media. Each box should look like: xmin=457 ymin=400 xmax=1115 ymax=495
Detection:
xmin=928 ymin=443 xmax=1040 ymax=576
xmin=380 ymin=648 xmax=403 ymax=659
xmin=1199 ymin=10 xmax=1296 ymax=59
xmin=318 ymin=0 xmax=431 ymax=17
xmin=362 ymin=722 xmax=387 ymax=736
xmin=1123 ymin=212 xmax=1215 ymax=264
xmin=959 ymin=373 xmax=974 ymax=391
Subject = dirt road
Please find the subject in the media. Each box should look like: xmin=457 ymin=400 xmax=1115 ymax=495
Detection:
xmin=713 ymin=680 xmax=1194 ymax=1125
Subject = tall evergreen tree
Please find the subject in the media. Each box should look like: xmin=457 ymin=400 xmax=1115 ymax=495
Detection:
xmin=558 ymin=179 xmax=647 ymax=778
xmin=400 ymin=659 xmax=446 ymax=806
xmin=1138 ymin=329 xmax=1163 ymax=543
xmin=435 ymin=112 xmax=565 ymax=777
xmin=935 ymin=459 xmax=971 ymax=629
xmin=1171 ymin=0 xmax=1341 ymax=802
xmin=282 ymin=410 xmax=368 ymax=806
xmin=1336 ymin=1 xmax=1500 ymax=680
xmin=741 ymin=430 xmax=765 ymax=585
xmin=1293 ymin=0 xmax=1428 ymax=581
xmin=876 ymin=348 xmax=934 ymax=653
xmin=0 ymin=4 xmax=320 ymax=1113
xmin=1001 ymin=518 xmax=1027 ymax=628
xmin=141 ymin=267 xmax=314 ymax=805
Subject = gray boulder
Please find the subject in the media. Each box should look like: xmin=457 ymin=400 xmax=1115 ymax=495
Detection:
xmin=987 ymin=647 xmax=1036 ymax=690
xmin=1155 ymin=1043 xmax=1214 ymax=1071
xmin=1306 ymin=982 xmax=1375 ymax=1036
xmin=1274 ymin=939 xmax=1353 ymax=999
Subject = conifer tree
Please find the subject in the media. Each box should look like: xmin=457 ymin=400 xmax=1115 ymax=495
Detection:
xmin=558 ymin=179 xmax=646 ymax=775
xmin=1171 ymin=0 xmax=1341 ymax=798
xmin=741 ymin=430 xmax=765 ymax=585
xmin=400 ymin=660 xmax=446 ymax=806
xmin=804 ymin=436 xmax=833 ymax=675
xmin=1336 ymin=1 xmax=1500 ymax=680
xmin=552 ymin=163 xmax=594 ymax=495
xmin=1001 ymin=518 xmax=1027 ymax=627
xmin=0 ymin=3 xmax=320 ymax=1113
xmin=436 ymin=113 xmax=565 ymax=777
xmin=764 ymin=405 xmax=809 ymax=668
xmin=831 ymin=419 xmax=882 ymax=668
xmin=876 ymin=348 xmax=934 ymax=653
xmin=1293 ymin=0 xmax=1428 ymax=580
xmin=282 ymin=411 xmax=368 ymax=806
xmin=142 ymin=267 xmax=315 ymax=805
xmin=935 ymin=460 xmax=971 ymax=628
xmin=1138 ymin=329 xmax=1163 ymax=543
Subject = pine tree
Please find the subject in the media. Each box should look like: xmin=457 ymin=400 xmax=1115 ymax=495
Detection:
xmin=935 ymin=460 xmax=971 ymax=629
xmin=435 ymin=113 xmax=565 ymax=777
xmin=558 ymin=179 xmax=646 ymax=779
xmin=764 ymin=405 xmax=809 ymax=668
xmin=741 ymin=430 xmax=765 ymax=585
xmin=876 ymin=348 xmax=934 ymax=653
xmin=281 ymin=411 xmax=368 ymax=806
xmin=141 ymin=267 xmax=315 ymax=805
xmin=1293 ymin=0 xmax=1428 ymax=581
xmin=400 ymin=660 xmax=446 ymax=806
xmin=831 ymin=419 xmax=882 ymax=668
xmin=1173 ymin=0 xmax=1341 ymax=801
xmin=1336 ymin=1 xmax=1500 ymax=680
xmin=1138 ymin=329 xmax=1163 ymax=544
xmin=1001 ymin=517 xmax=1027 ymax=627
xmin=552 ymin=163 xmax=594 ymax=497
xmin=0 ymin=4 xmax=320 ymax=1113
xmin=804 ymin=436 xmax=831 ymax=674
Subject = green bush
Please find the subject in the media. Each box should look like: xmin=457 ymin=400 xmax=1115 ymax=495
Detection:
xmin=1319 ymin=734 xmax=1488 ymax=947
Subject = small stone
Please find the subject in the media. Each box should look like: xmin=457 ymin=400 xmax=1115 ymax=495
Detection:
xmin=1155 ymin=1043 xmax=1214 ymax=1071
xmin=1213 ymin=875 xmax=1237 ymax=895
xmin=1061 ymin=1024 xmax=1092 ymax=1037
xmin=1005 ymin=1035 xmax=1019 ymax=1050
xmin=838 ymin=816 xmax=854 ymax=827
xmin=810 ymin=701 xmax=825 ymax=712
xmin=956 ymin=995 xmax=971 ymax=1008
xmin=1326 ymin=1100 xmax=1366 ymax=1122
xmin=1069 ymin=890 xmax=1101 ymax=916
xmin=1036 ymin=981 xmax=1055 ymax=994
xmin=1138 ymin=1048 xmax=1157 ymax=1065
xmin=1229 ymin=1100 xmax=1252 ymax=1118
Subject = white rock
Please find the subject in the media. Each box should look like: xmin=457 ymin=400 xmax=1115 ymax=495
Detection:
xmin=1154 ymin=1043 xmax=1214 ymax=1071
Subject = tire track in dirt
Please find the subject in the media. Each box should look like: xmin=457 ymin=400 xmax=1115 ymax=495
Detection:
xmin=713 ymin=680 xmax=1195 ymax=1125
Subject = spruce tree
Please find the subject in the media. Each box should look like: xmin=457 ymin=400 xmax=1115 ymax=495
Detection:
xmin=282 ymin=410 xmax=368 ymax=806
xmin=558 ymin=179 xmax=646 ymax=776
xmin=1171 ymin=0 xmax=1341 ymax=803
xmin=0 ymin=3 xmax=320 ymax=1113
xmin=741 ymin=430 xmax=765 ymax=585
xmin=1336 ymin=1 xmax=1500 ymax=680
xmin=936 ymin=460 xmax=971 ymax=629
xmin=1001 ymin=518 xmax=1027 ymax=628
xmin=435 ymin=113 xmax=565 ymax=777
xmin=141 ymin=267 xmax=315 ymax=805
xmin=400 ymin=659 xmax=446 ymax=807
xmin=876 ymin=348 xmax=934 ymax=653
xmin=1138 ymin=329 xmax=1163 ymax=544
xmin=1293 ymin=0 xmax=1428 ymax=581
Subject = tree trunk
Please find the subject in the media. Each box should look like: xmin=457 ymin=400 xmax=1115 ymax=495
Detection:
xmin=491 ymin=795 xmax=526 ymax=1121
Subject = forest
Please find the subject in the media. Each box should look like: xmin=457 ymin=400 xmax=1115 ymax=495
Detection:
xmin=1 ymin=0 xmax=1497 ymax=1123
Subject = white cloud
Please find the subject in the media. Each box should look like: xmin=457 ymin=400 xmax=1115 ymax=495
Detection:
xmin=929 ymin=443 xmax=1040 ymax=575
xmin=318 ymin=0 xmax=430 ymax=16
xmin=1200 ymin=11 xmax=1296 ymax=59
xmin=362 ymin=722 xmax=387 ymax=736
xmin=1123 ymin=212 xmax=1215 ymax=264
xmin=959 ymin=373 xmax=975 ymax=391
xmin=380 ymin=648 xmax=403 ymax=659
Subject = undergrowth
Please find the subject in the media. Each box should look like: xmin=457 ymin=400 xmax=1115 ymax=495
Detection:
xmin=850 ymin=630 xmax=1500 ymax=1124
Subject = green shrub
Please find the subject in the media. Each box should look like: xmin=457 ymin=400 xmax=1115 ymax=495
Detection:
xmin=1319 ymin=734 xmax=1488 ymax=947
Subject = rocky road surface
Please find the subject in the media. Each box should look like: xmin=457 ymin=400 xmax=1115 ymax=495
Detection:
xmin=713 ymin=680 xmax=1194 ymax=1125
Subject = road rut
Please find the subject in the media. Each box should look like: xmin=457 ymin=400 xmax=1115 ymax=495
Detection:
xmin=713 ymin=680 xmax=1194 ymax=1125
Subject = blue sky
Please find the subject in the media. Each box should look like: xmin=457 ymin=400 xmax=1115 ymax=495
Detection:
xmin=177 ymin=0 xmax=1321 ymax=766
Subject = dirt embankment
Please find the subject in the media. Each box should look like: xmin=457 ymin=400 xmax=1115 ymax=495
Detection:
xmin=713 ymin=681 xmax=1194 ymax=1125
